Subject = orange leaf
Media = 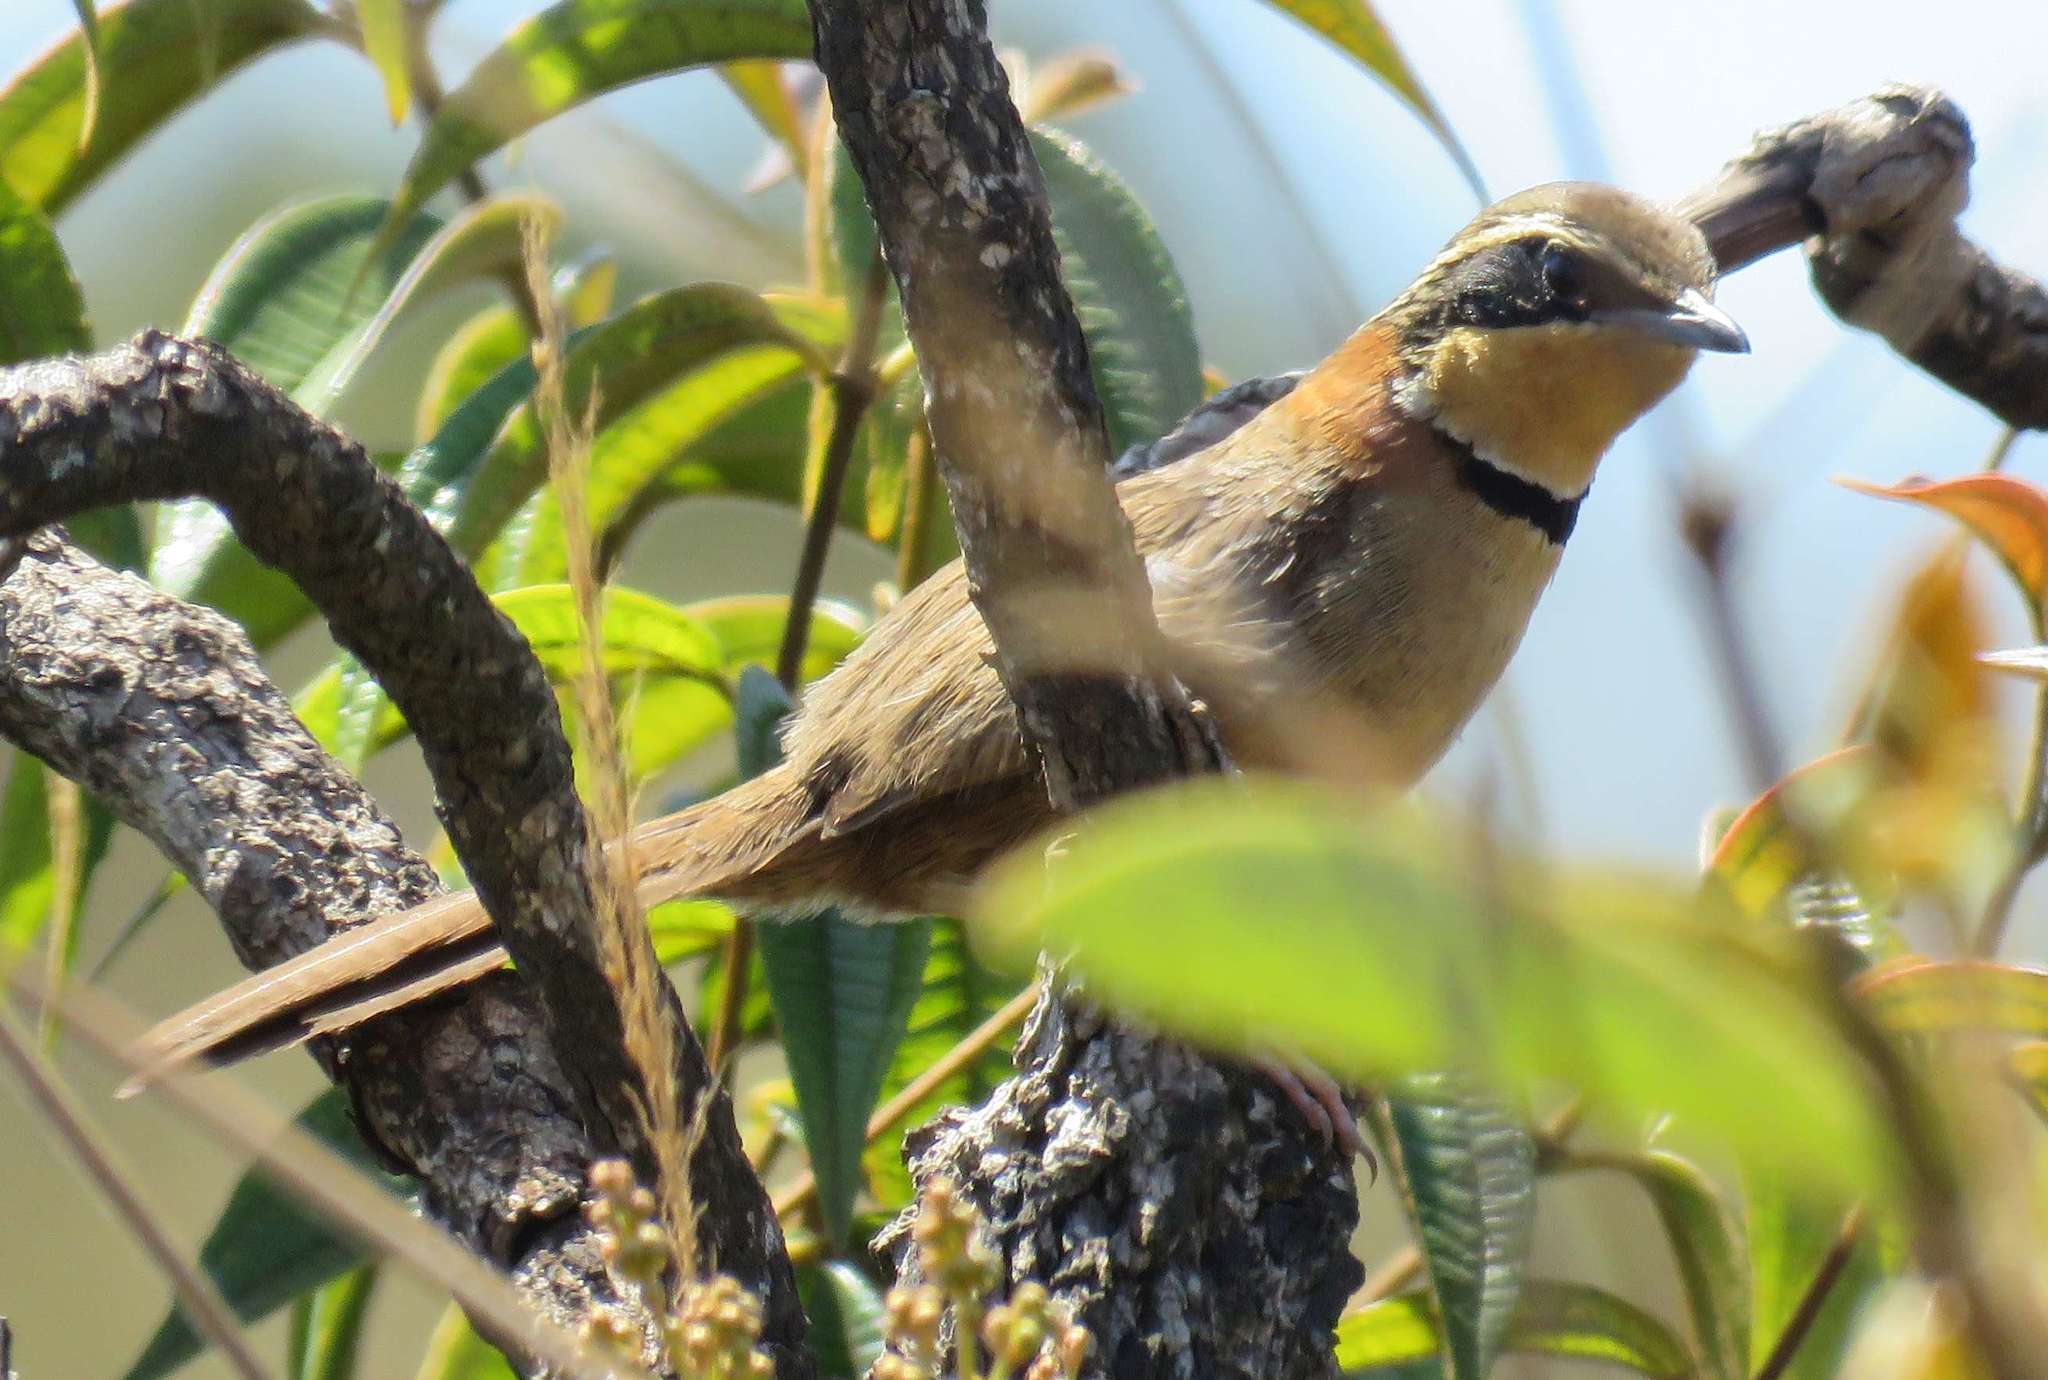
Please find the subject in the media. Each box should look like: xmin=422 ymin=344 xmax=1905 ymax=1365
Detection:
xmin=1854 ymin=958 xmax=2048 ymax=1036
xmin=1839 ymin=472 xmax=2048 ymax=614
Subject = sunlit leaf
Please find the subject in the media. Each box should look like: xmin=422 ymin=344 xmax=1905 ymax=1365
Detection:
xmin=0 ymin=174 xmax=88 ymax=363
xmin=738 ymin=667 xmax=928 ymax=1250
xmin=721 ymin=59 xmax=807 ymax=178
xmin=1381 ymin=1073 xmax=1534 ymax=1380
xmin=1564 ymin=1148 xmax=1747 ymax=1379
xmin=862 ymin=918 xmax=1022 ymax=1213
xmin=409 ymin=283 xmax=823 ymax=559
xmin=976 ymin=780 xmax=1891 ymax=1198
xmin=68 ymin=1 xmax=102 ymax=151
xmin=1251 ymin=0 xmax=1482 ymax=197
xmin=2004 ymin=1040 xmax=2048 ymax=1128
xmin=796 ymin=1261 xmax=888 ymax=1379
xmin=415 ymin=255 xmax=617 ymax=442
xmin=1841 ymin=472 xmax=2048 ymax=624
xmin=0 ymin=0 xmax=323 ymax=213
xmin=1336 ymin=1281 xmax=1694 ymax=1377
xmin=0 ymin=758 xmax=114 ymax=978
xmin=385 ymin=0 xmax=812 ymax=237
xmin=285 ymin=1265 xmax=377 ymax=1380
xmin=1017 ymin=49 xmax=1134 ymax=125
xmin=357 ymin=0 xmax=412 ymax=124
xmin=123 ymin=1089 xmax=410 ymax=1380
xmin=413 ymin=1304 xmax=518 ymax=1380
xmin=1854 ymin=958 xmax=2048 ymax=1037
xmin=1745 ymin=1181 xmax=1874 ymax=1380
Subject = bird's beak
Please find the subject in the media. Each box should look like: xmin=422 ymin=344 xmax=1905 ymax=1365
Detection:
xmin=1593 ymin=287 xmax=1750 ymax=354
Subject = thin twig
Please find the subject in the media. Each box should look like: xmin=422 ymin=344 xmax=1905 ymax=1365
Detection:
xmin=0 ymin=1004 xmax=272 ymax=1380
xmin=773 ymin=981 xmax=1039 ymax=1218
xmin=1682 ymin=489 xmax=1784 ymax=793
xmin=1753 ymin=1206 xmax=1864 ymax=1380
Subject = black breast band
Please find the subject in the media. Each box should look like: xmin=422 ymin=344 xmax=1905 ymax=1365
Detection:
xmin=1451 ymin=442 xmax=1583 ymax=545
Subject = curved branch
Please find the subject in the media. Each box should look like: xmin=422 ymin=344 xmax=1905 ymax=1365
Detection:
xmin=0 ymin=336 xmax=807 ymax=1371
xmin=1681 ymin=83 xmax=2048 ymax=429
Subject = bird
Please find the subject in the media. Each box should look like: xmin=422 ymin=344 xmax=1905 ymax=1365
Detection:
xmin=129 ymin=182 xmax=1747 ymax=1108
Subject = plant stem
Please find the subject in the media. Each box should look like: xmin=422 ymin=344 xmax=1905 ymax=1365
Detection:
xmin=0 ymin=1005 xmax=272 ymax=1380
xmin=895 ymin=410 xmax=940 ymax=592
xmin=1753 ymin=1206 xmax=1863 ymax=1380
xmin=709 ymin=251 xmax=892 ymax=1078
xmin=1683 ymin=491 xmax=1783 ymax=792
xmin=773 ymin=981 xmax=1039 ymax=1218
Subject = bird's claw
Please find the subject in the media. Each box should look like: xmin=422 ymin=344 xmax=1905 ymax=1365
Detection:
xmin=1249 ymin=1053 xmax=1374 ymax=1179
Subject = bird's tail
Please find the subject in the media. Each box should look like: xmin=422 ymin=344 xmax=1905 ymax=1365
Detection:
xmin=121 ymin=769 xmax=814 ymax=1092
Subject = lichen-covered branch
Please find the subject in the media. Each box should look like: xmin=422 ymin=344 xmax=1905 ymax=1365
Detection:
xmin=0 ymin=339 xmax=806 ymax=1373
xmin=0 ymin=533 xmax=626 ymax=1352
xmin=804 ymin=4 xmax=1354 ymax=1376
xmin=1680 ymin=83 xmax=2048 ymax=429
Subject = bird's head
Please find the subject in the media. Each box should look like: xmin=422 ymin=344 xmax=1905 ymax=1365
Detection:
xmin=1386 ymin=182 xmax=1746 ymax=498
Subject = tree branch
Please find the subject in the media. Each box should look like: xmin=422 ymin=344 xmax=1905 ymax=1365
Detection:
xmin=805 ymin=4 xmax=1354 ymax=1376
xmin=1680 ymin=83 xmax=2048 ymax=431
xmin=0 ymin=333 xmax=807 ymax=1372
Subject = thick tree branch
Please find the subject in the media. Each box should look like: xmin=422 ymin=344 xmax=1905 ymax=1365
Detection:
xmin=805 ymin=4 xmax=1353 ymax=1377
xmin=1681 ymin=83 xmax=2048 ymax=430
xmin=0 ymin=338 xmax=807 ymax=1372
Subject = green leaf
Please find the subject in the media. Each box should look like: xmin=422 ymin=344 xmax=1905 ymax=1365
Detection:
xmin=285 ymin=1265 xmax=378 ymax=1380
xmin=386 ymin=0 xmax=812 ymax=235
xmin=1252 ymin=0 xmax=1482 ymax=197
xmin=975 ymin=780 xmax=1892 ymax=1199
xmin=0 ymin=759 xmax=115 ymax=977
xmin=0 ymin=174 xmax=88 ymax=362
xmin=411 ymin=283 xmax=821 ymax=560
xmin=123 ymin=1088 xmax=411 ymax=1380
xmin=720 ymin=59 xmax=806 ymax=176
xmin=161 ymin=191 xmax=538 ymax=644
xmin=863 ymin=918 xmax=1022 ymax=1213
xmin=0 ymin=0 xmax=323 ymax=214
xmin=357 ymin=0 xmax=412 ymax=124
xmin=413 ymin=1304 xmax=518 ymax=1380
xmin=414 ymin=255 xmax=617 ymax=442
xmin=1745 ymin=1179 xmax=1874 ymax=1380
xmin=1567 ymin=1149 xmax=1748 ymax=1380
xmin=797 ymin=1261 xmax=888 ymax=1379
xmin=1336 ymin=1281 xmax=1694 ymax=1377
xmin=737 ymin=667 xmax=929 ymax=1249
xmin=1030 ymin=129 xmax=1204 ymax=457
xmin=69 ymin=2 xmax=103 ymax=151
xmin=481 ymin=344 xmax=812 ymax=590
xmin=1382 ymin=1074 xmax=1535 ymax=1380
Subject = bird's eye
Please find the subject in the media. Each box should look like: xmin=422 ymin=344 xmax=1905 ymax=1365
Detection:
xmin=1539 ymin=242 xmax=1581 ymax=298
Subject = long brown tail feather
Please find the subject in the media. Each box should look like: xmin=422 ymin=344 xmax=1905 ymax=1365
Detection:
xmin=122 ymin=769 xmax=813 ymax=1090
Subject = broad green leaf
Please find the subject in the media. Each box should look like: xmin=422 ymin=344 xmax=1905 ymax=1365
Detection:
xmin=357 ymin=0 xmax=412 ymax=124
xmin=649 ymin=896 xmax=737 ymax=965
xmin=160 ymin=192 xmax=514 ymax=644
xmin=123 ymin=1089 xmax=411 ymax=1380
xmin=863 ymin=918 xmax=1021 ymax=1213
xmin=796 ymin=1261 xmax=888 ymax=1380
xmin=1854 ymin=958 xmax=2048 ymax=1036
xmin=386 ymin=0 xmax=812 ymax=235
xmin=738 ymin=667 xmax=929 ymax=1249
xmin=0 ymin=174 xmax=88 ymax=362
xmin=1336 ymin=1281 xmax=1694 ymax=1377
xmin=1565 ymin=1148 xmax=1748 ymax=1380
xmin=66 ymin=503 xmax=145 ymax=571
xmin=1382 ymin=1074 xmax=1534 ymax=1380
xmin=721 ymin=59 xmax=806 ymax=176
xmin=1841 ymin=472 xmax=2048 ymax=624
xmin=412 ymin=283 xmax=822 ymax=559
xmin=285 ymin=1265 xmax=378 ymax=1380
xmin=1745 ymin=1180 xmax=1875 ymax=1380
xmin=1031 ymin=129 xmax=1204 ymax=457
xmin=481 ymin=343 xmax=812 ymax=590
xmin=413 ymin=1305 xmax=518 ymax=1380
xmin=975 ymin=780 xmax=1891 ymax=1198
xmin=0 ymin=759 xmax=115 ymax=976
xmin=1252 ymin=0 xmax=1481 ymax=197
xmin=0 ymin=0 xmax=322 ymax=213
xmin=414 ymin=255 xmax=618 ymax=441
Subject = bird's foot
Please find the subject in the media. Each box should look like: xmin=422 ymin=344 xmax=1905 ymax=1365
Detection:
xmin=1248 ymin=1052 xmax=1374 ymax=1177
